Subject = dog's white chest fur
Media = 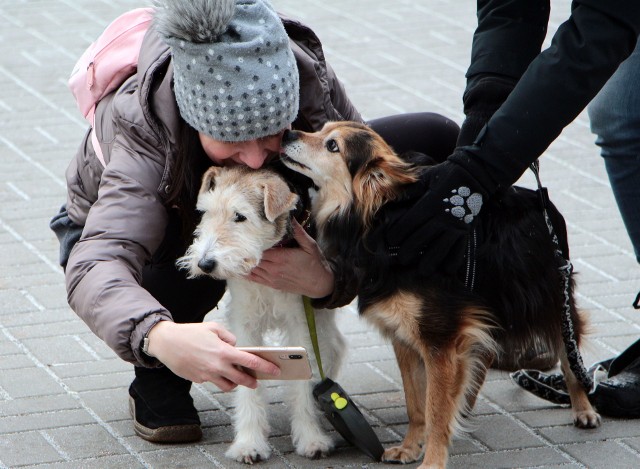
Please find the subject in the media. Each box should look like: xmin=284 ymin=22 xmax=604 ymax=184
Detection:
xmin=226 ymin=279 xmax=306 ymax=334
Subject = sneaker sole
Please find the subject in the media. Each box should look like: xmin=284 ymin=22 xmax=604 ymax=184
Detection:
xmin=129 ymin=396 xmax=203 ymax=443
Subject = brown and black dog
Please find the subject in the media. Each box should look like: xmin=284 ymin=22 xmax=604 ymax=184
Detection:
xmin=280 ymin=121 xmax=600 ymax=469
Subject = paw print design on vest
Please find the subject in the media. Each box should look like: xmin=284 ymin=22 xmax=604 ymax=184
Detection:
xmin=444 ymin=186 xmax=483 ymax=224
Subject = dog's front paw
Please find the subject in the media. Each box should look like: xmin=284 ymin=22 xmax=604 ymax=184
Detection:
xmin=225 ymin=439 xmax=272 ymax=464
xmin=294 ymin=432 xmax=333 ymax=459
xmin=382 ymin=444 xmax=422 ymax=464
xmin=573 ymin=409 xmax=601 ymax=429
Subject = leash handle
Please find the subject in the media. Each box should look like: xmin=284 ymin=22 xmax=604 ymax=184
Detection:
xmin=303 ymin=295 xmax=325 ymax=380
xmin=313 ymin=377 xmax=385 ymax=461
xmin=529 ymin=162 xmax=594 ymax=392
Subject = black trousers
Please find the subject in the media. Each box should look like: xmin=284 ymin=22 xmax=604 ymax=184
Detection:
xmin=368 ymin=112 xmax=459 ymax=163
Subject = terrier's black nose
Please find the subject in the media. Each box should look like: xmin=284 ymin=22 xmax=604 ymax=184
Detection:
xmin=197 ymin=258 xmax=217 ymax=274
xmin=281 ymin=129 xmax=299 ymax=144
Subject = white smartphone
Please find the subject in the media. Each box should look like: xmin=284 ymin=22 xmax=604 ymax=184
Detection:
xmin=237 ymin=346 xmax=313 ymax=380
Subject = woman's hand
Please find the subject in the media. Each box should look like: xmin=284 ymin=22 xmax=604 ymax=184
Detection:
xmin=146 ymin=321 xmax=280 ymax=391
xmin=247 ymin=219 xmax=334 ymax=298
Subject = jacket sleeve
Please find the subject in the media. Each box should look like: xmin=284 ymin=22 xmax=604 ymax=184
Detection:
xmin=65 ymin=90 xmax=172 ymax=367
xmin=310 ymin=257 xmax=359 ymax=310
xmin=461 ymin=0 xmax=640 ymax=190
xmin=324 ymin=60 xmax=363 ymax=123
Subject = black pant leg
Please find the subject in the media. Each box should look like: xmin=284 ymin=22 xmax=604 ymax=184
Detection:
xmin=141 ymin=262 xmax=226 ymax=324
xmin=367 ymin=112 xmax=459 ymax=163
xmin=142 ymin=207 xmax=226 ymax=324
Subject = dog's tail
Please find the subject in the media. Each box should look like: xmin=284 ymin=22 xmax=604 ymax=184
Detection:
xmin=454 ymin=307 xmax=498 ymax=435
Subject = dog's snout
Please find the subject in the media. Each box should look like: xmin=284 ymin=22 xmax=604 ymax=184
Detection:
xmin=198 ymin=257 xmax=217 ymax=274
xmin=281 ymin=129 xmax=299 ymax=144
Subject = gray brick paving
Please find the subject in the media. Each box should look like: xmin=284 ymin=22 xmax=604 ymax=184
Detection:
xmin=1 ymin=0 xmax=639 ymax=467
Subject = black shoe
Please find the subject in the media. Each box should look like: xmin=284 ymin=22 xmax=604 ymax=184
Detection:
xmin=512 ymin=338 xmax=640 ymax=418
xmin=590 ymin=339 xmax=640 ymax=417
xmin=129 ymin=366 xmax=202 ymax=443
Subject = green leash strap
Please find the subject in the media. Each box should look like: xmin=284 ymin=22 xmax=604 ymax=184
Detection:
xmin=304 ymin=298 xmax=385 ymax=462
xmin=303 ymin=295 xmax=325 ymax=380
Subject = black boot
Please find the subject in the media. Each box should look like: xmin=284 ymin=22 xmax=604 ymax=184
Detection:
xmin=129 ymin=366 xmax=202 ymax=443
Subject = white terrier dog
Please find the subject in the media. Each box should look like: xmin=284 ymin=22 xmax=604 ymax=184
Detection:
xmin=177 ymin=165 xmax=346 ymax=463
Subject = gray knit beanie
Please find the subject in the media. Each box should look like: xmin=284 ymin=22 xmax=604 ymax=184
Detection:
xmin=154 ymin=0 xmax=300 ymax=142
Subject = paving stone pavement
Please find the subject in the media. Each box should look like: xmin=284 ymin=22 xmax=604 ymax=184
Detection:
xmin=1 ymin=0 xmax=639 ymax=468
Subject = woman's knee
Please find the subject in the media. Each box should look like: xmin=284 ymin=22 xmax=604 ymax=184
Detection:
xmin=368 ymin=112 xmax=460 ymax=161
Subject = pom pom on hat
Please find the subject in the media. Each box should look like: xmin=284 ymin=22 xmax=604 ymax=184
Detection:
xmin=154 ymin=0 xmax=300 ymax=142
xmin=153 ymin=0 xmax=235 ymax=43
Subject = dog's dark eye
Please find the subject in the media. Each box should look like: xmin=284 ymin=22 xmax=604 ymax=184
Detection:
xmin=234 ymin=212 xmax=246 ymax=222
xmin=325 ymin=139 xmax=339 ymax=153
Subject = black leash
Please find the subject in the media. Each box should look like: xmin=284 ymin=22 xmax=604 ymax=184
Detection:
xmin=529 ymin=161 xmax=594 ymax=392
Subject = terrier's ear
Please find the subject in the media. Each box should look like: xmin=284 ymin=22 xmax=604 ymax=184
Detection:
xmin=199 ymin=167 xmax=222 ymax=194
xmin=262 ymin=178 xmax=299 ymax=222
